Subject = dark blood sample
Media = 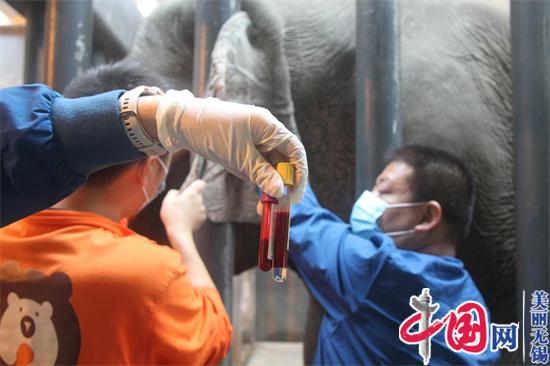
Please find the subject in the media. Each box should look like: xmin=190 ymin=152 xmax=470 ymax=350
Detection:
xmin=258 ymin=193 xmax=277 ymax=271
xmin=272 ymin=210 xmax=290 ymax=276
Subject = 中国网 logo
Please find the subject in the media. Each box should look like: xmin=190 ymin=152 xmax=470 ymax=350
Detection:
xmin=399 ymin=288 xmax=525 ymax=365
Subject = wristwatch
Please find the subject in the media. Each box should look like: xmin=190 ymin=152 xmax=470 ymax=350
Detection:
xmin=119 ymin=86 xmax=167 ymax=156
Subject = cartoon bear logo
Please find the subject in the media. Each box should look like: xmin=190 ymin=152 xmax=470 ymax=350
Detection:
xmin=0 ymin=262 xmax=80 ymax=366
xmin=0 ymin=292 xmax=58 ymax=365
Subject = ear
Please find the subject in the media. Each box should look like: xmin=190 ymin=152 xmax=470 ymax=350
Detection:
xmin=207 ymin=9 xmax=298 ymax=135
xmin=182 ymin=8 xmax=300 ymax=224
xmin=7 ymin=292 xmax=19 ymax=306
xmin=137 ymin=158 xmax=153 ymax=186
xmin=40 ymin=301 xmax=53 ymax=318
xmin=414 ymin=201 xmax=442 ymax=233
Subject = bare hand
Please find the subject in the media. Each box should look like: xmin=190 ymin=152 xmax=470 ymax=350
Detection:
xmin=160 ymin=180 xmax=207 ymax=233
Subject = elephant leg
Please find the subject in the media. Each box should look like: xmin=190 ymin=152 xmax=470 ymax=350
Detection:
xmin=233 ymin=223 xmax=261 ymax=275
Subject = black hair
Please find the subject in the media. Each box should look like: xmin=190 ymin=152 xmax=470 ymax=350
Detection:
xmin=64 ymin=60 xmax=167 ymax=98
xmin=386 ymin=144 xmax=476 ymax=244
xmin=63 ymin=60 xmax=168 ymax=188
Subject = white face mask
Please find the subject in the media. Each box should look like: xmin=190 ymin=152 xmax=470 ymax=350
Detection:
xmin=140 ymin=156 xmax=169 ymax=210
xmin=350 ymin=190 xmax=426 ymax=238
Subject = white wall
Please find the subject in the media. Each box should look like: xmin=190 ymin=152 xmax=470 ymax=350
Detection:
xmin=0 ymin=27 xmax=25 ymax=88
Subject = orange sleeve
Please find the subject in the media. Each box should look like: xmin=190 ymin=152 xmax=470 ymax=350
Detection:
xmin=146 ymin=265 xmax=233 ymax=365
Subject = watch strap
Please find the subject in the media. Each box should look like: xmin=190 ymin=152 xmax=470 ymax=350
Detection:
xmin=119 ymin=86 xmax=166 ymax=156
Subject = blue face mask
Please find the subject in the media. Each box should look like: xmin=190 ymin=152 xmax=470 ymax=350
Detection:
xmin=350 ymin=190 xmax=426 ymax=239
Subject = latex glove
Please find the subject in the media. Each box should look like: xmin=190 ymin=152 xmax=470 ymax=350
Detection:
xmin=160 ymin=180 xmax=207 ymax=233
xmin=156 ymin=90 xmax=308 ymax=202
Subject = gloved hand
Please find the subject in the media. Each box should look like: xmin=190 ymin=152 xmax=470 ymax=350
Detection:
xmin=156 ymin=90 xmax=308 ymax=202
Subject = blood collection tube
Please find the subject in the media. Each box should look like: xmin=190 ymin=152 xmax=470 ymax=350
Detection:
xmin=258 ymin=193 xmax=277 ymax=271
xmin=272 ymin=163 xmax=295 ymax=283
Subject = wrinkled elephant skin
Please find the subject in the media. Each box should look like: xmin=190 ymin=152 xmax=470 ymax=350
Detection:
xmin=129 ymin=0 xmax=515 ymax=363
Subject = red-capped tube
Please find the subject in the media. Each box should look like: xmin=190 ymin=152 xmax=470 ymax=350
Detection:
xmin=258 ymin=193 xmax=277 ymax=271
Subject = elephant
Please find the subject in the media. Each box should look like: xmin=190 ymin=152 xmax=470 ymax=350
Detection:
xmin=127 ymin=0 xmax=515 ymax=363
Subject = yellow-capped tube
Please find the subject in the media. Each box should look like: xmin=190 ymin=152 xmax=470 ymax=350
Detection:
xmin=271 ymin=163 xmax=295 ymax=283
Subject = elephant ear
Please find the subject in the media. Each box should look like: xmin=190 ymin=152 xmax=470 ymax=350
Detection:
xmin=183 ymin=11 xmax=298 ymax=223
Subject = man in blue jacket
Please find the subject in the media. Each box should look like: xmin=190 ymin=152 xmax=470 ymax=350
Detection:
xmin=290 ymin=144 xmax=500 ymax=365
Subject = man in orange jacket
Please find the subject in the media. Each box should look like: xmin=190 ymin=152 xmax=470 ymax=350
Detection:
xmin=0 ymin=61 xmax=232 ymax=365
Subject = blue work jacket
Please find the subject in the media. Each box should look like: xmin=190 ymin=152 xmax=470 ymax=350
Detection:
xmin=289 ymin=186 xmax=500 ymax=365
xmin=0 ymin=84 xmax=141 ymax=226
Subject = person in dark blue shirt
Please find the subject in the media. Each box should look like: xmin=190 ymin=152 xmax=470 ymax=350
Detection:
xmin=0 ymin=70 xmax=307 ymax=226
xmin=289 ymin=144 xmax=500 ymax=365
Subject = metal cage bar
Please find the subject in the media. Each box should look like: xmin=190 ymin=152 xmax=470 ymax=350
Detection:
xmin=191 ymin=1 xmax=241 ymax=364
xmin=43 ymin=0 xmax=93 ymax=90
xmin=355 ymin=0 xmax=401 ymax=193
xmin=511 ymin=0 xmax=550 ymax=356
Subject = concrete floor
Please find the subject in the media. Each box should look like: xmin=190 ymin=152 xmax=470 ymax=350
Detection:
xmin=243 ymin=342 xmax=304 ymax=366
